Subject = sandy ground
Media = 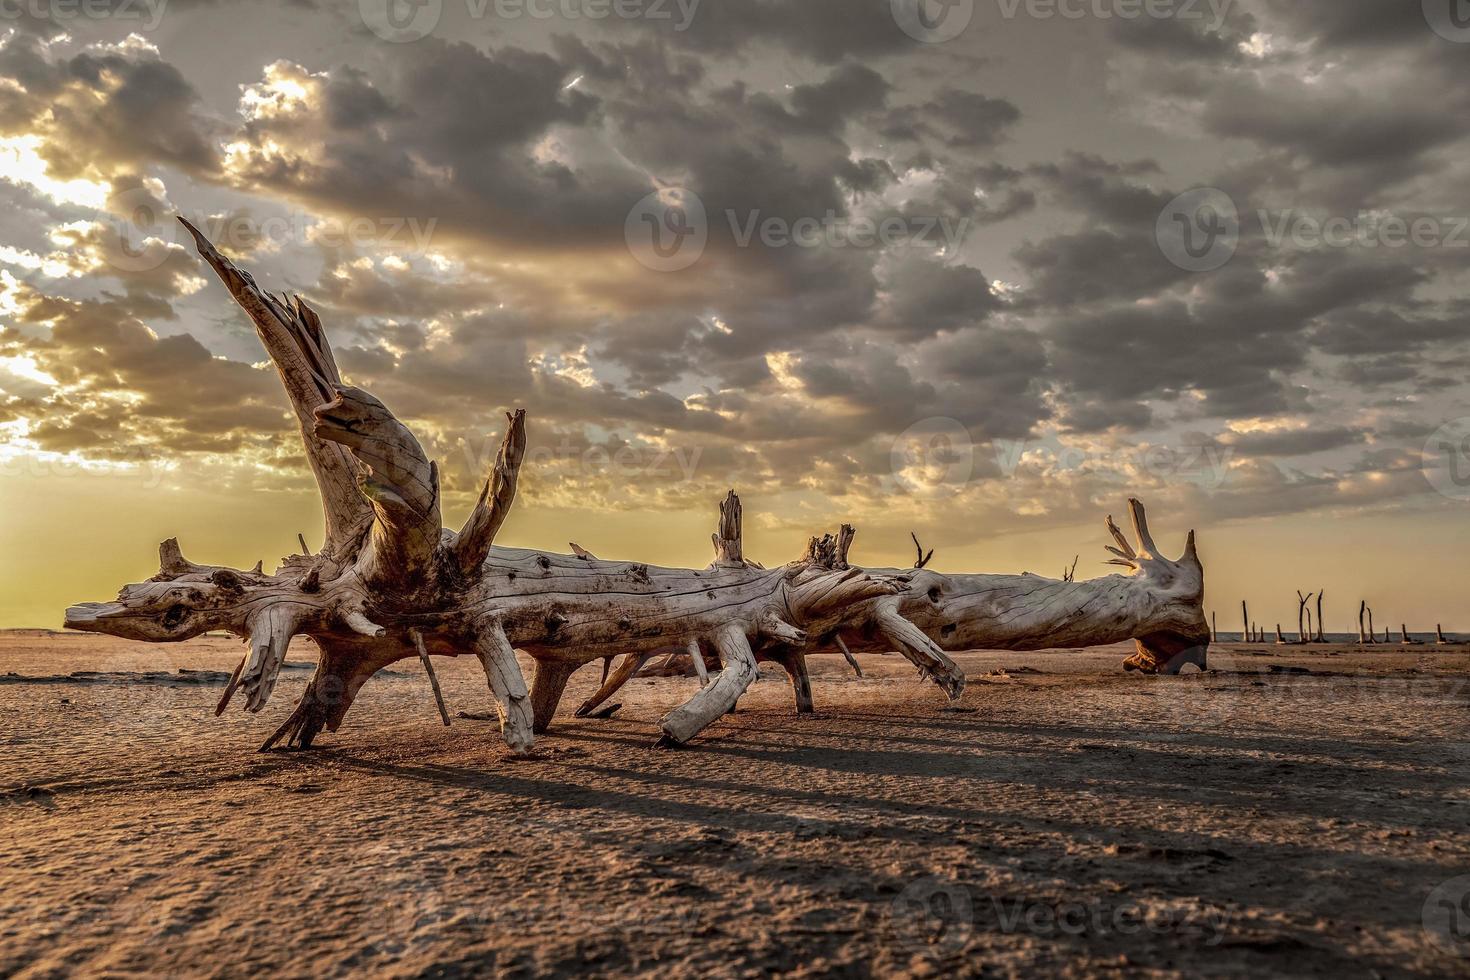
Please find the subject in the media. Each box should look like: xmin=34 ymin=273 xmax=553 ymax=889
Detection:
xmin=2 ymin=632 xmax=1468 ymax=979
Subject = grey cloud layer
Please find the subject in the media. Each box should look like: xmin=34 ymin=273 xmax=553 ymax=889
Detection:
xmin=0 ymin=0 xmax=1465 ymax=539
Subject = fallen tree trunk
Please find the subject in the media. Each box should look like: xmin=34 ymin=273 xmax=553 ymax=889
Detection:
xmin=575 ymin=499 xmax=1210 ymax=716
xmin=64 ymin=221 xmax=1210 ymax=753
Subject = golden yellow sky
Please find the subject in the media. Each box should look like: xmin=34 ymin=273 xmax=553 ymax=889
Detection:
xmin=5 ymin=461 xmax=1466 ymax=634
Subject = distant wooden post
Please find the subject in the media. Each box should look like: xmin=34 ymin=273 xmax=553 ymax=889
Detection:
xmin=1275 ymin=623 xmax=1286 ymax=644
xmin=1211 ymin=611 xmax=1218 ymax=643
xmin=1438 ymin=624 xmax=1449 ymax=645
xmin=1305 ymin=607 xmax=1314 ymax=642
xmin=1359 ymin=601 xmax=1371 ymax=644
xmin=1242 ymin=600 xmax=1249 ymax=643
xmin=1315 ymin=591 xmax=1326 ymax=642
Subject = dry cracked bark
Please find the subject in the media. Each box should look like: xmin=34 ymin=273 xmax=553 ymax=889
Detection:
xmin=64 ymin=220 xmax=1210 ymax=754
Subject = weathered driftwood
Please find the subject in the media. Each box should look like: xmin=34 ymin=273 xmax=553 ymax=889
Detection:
xmin=576 ymin=498 xmax=1211 ymax=715
xmin=64 ymin=220 xmax=1209 ymax=754
xmin=62 ymin=220 xmax=949 ymax=753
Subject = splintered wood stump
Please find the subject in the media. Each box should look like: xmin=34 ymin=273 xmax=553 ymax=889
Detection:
xmin=64 ymin=220 xmax=1210 ymax=754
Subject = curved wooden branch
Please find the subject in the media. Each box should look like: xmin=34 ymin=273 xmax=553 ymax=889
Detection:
xmin=177 ymin=217 xmax=370 ymax=559
xmin=452 ymin=410 xmax=527 ymax=576
xmin=313 ymin=385 xmax=441 ymax=591
xmin=658 ymin=623 xmax=759 ymax=744
xmin=474 ymin=621 xmax=534 ymax=753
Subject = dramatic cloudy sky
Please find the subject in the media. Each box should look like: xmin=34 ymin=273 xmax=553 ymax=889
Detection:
xmin=1 ymin=0 xmax=1468 ymax=631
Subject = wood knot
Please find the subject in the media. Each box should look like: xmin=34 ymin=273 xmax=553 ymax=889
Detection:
xmin=209 ymin=569 xmax=243 ymax=593
xmin=161 ymin=605 xmax=188 ymax=630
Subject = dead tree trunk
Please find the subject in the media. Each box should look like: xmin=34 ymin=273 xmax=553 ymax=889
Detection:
xmin=1438 ymin=624 xmax=1449 ymax=645
xmin=1241 ymin=601 xmax=1249 ymax=644
xmin=1296 ymin=591 xmax=1312 ymax=644
xmin=1314 ymin=591 xmax=1325 ymax=642
xmin=64 ymin=221 xmax=1210 ymax=753
xmin=1359 ymin=601 xmax=1371 ymax=644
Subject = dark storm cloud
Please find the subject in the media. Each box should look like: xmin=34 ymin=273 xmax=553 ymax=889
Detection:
xmin=0 ymin=33 xmax=218 ymax=178
xmin=601 ymin=0 xmax=913 ymax=63
xmin=879 ymin=88 xmax=1022 ymax=149
xmin=1258 ymin=0 xmax=1437 ymax=49
xmin=879 ymin=252 xmax=1001 ymax=336
xmin=1013 ymin=155 xmax=1184 ymax=306
xmin=1308 ymin=310 xmax=1470 ymax=358
xmin=1218 ymin=425 xmax=1367 ymax=457
xmin=1201 ymin=79 xmax=1459 ymax=174
xmin=1106 ymin=10 xmax=1253 ymax=62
